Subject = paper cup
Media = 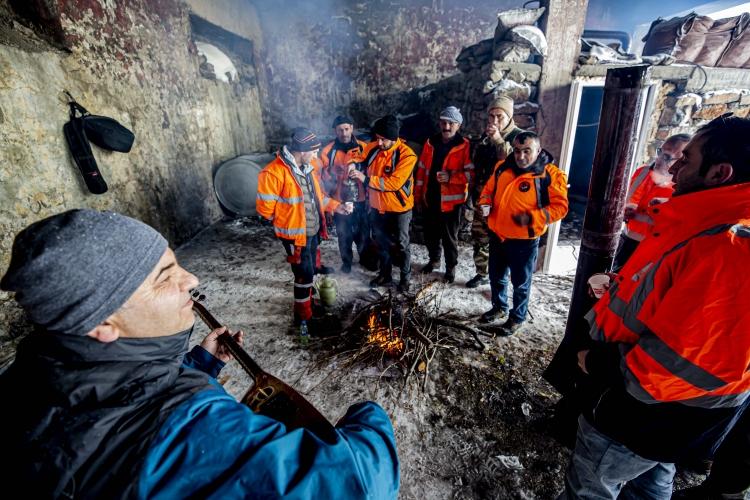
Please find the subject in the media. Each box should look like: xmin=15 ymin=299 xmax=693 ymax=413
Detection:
xmin=345 ymin=201 xmax=354 ymax=212
xmin=588 ymin=273 xmax=611 ymax=299
xmin=481 ymin=205 xmax=491 ymax=217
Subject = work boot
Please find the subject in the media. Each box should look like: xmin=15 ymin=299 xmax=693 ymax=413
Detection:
xmin=340 ymin=262 xmax=351 ymax=274
xmin=420 ymin=261 xmax=439 ymax=274
xmin=479 ymin=307 xmax=507 ymax=324
xmin=443 ymin=267 xmax=455 ymax=283
xmin=465 ymin=274 xmax=488 ymax=288
xmin=315 ymin=265 xmax=335 ymax=275
xmin=500 ymin=318 xmax=524 ymax=336
xmin=369 ymin=274 xmax=392 ymax=287
xmin=397 ymin=275 xmax=411 ymax=293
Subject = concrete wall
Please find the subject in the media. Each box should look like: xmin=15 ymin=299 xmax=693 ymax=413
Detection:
xmin=0 ymin=0 xmax=267 ymax=273
xmin=253 ymin=0 xmax=520 ymax=141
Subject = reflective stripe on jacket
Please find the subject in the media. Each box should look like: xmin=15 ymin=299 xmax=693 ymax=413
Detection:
xmin=256 ymin=154 xmax=339 ymax=246
xmin=320 ymin=139 xmax=367 ymax=202
xmin=623 ymin=164 xmax=674 ymax=241
xmin=588 ymin=183 xmax=750 ymax=408
xmin=363 ymin=139 xmax=417 ymax=214
xmin=478 ymin=160 xmax=568 ymax=240
xmin=415 ymin=137 xmax=473 ymax=212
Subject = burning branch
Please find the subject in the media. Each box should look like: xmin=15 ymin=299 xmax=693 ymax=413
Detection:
xmin=316 ymin=284 xmax=494 ymax=387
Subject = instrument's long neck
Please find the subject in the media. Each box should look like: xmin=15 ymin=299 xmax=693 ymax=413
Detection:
xmin=192 ymin=300 xmax=264 ymax=381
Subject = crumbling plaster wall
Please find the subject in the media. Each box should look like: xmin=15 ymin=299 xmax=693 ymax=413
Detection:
xmin=0 ymin=0 xmax=266 ymax=272
xmin=253 ymin=0 xmax=519 ymax=141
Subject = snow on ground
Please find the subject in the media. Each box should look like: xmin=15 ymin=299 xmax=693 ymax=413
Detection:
xmin=0 ymin=213 xmax=704 ymax=498
xmin=177 ymin=217 xmax=576 ymax=499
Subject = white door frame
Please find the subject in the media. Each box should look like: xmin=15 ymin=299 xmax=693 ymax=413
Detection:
xmin=542 ymin=77 xmax=658 ymax=273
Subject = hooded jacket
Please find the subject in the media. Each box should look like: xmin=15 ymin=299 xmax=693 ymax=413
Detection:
xmin=415 ymin=133 xmax=473 ymax=212
xmin=584 ymin=182 xmax=750 ymax=463
xmin=479 ymin=149 xmax=568 ymax=240
xmin=257 ymin=147 xmax=339 ymax=246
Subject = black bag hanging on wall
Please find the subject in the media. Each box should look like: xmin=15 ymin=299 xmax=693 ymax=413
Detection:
xmin=64 ymin=101 xmax=108 ymax=194
xmin=62 ymin=93 xmax=136 ymax=194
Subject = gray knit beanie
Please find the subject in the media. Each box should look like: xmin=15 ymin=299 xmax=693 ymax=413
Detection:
xmin=1 ymin=209 xmax=167 ymax=335
xmin=439 ymin=106 xmax=463 ymax=125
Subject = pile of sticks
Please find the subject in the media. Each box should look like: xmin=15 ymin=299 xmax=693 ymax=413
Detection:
xmin=317 ymin=283 xmax=502 ymax=387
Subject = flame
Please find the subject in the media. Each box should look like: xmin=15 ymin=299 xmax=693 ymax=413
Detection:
xmin=365 ymin=311 xmax=404 ymax=355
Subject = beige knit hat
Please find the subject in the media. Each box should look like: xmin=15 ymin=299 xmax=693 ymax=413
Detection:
xmin=488 ymin=96 xmax=514 ymax=119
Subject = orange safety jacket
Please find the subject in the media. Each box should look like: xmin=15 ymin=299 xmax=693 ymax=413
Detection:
xmin=320 ymin=139 xmax=367 ymax=202
xmin=362 ymin=139 xmax=417 ymax=214
xmin=478 ymin=157 xmax=568 ymax=240
xmin=623 ymin=164 xmax=674 ymax=241
xmin=587 ymin=183 xmax=750 ymax=408
xmin=415 ymin=137 xmax=473 ymax=212
xmin=256 ymin=152 xmax=339 ymax=247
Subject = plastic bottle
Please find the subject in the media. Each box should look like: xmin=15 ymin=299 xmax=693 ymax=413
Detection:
xmin=299 ymin=320 xmax=310 ymax=346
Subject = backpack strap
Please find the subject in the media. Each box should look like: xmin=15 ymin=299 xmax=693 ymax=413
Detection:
xmin=535 ymin=168 xmax=552 ymax=209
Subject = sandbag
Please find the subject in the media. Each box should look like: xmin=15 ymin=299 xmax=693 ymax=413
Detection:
xmin=717 ymin=13 xmax=750 ymax=68
xmin=494 ymin=7 xmax=546 ymax=41
xmin=642 ymin=12 xmax=750 ymax=68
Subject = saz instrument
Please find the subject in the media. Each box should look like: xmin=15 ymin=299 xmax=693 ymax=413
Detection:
xmin=192 ymin=299 xmax=337 ymax=443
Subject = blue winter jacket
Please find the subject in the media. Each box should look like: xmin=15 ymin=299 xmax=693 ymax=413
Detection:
xmin=139 ymin=348 xmax=400 ymax=499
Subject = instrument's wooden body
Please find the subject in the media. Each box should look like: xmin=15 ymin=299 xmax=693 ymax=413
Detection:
xmin=192 ymin=300 xmax=337 ymax=443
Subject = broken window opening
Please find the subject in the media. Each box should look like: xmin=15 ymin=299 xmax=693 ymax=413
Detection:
xmin=189 ymin=14 xmax=258 ymax=87
xmin=195 ymin=41 xmax=238 ymax=83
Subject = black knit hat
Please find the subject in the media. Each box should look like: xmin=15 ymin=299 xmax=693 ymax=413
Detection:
xmin=288 ymin=127 xmax=321 ymax=152
xmin=332 ymin=115 xmax=354 ymax=128
xmin=372 ymin=115 xmax=400 ymax=141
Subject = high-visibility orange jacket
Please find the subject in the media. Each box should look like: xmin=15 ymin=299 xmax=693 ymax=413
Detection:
xmin=478 ymin=152 xmax=568 ymax=240
xmin=320 ymin=139 xmax=367 ymax=202
xmin=415 ymin=136 xmax=473 ymax=212
xmin=256 ymin=151 xmax=339 ymax=247
xmin=623 ymin=164 xmax=674 ymax=241
xmin=587 ymin=183 xmax=750 ymax=408
xmin=362 ymin=139 xmax=417 ymax=214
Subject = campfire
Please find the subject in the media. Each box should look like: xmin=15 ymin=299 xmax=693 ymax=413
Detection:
xmin=315 ymin=283 xmax=502 ymax=386
xmin=365 ymin=309 xmax=405 ymax=356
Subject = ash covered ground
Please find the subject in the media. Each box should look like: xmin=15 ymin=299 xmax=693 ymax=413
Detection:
xmin=0 ymin=215 xmax=703 ymax=498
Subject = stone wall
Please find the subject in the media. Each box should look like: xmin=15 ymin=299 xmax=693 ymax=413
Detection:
xmin=0 ymin=0 xmax=267 ymax=272
xmin=643 ymin=84 xmax=750 ymax=162
xmin=253 ymin=0 xmax=520 ymax=142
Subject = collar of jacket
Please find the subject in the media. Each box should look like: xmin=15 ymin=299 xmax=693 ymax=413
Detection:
xmin=280 ymin=145 xmax=313 ymax=177
xmin=334 ymin=137 xmax=361 ymax=152
xmin=428 ymin=132 xmax=464 ymax=150
xmin=19 ymin=326 xmax=193 ymax=365
xmin=651 ymin=182 xmax=750 ymax=231
xmin=500 ymin=119 xmax=518 ymax=138
xmin=504 ymin=148 xmax=553 ymax=176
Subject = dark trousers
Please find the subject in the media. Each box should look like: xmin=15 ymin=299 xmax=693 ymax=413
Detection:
xmin=488 ymin=234 xmax=539 ymax=323
xmin=334 ymin=201 xmax=369 ymax=267
xmin=424 ymin=204 xmax=462 ymax=269
xmin=281 ymin=233 xmax=319 ymax=321
xmin=370 ymin=209 xmax=412 ymax=280
xmin=612 ymin=233 xmax=640 ymax=272
xmin=701 ymin=405 xmax=750 ymax=497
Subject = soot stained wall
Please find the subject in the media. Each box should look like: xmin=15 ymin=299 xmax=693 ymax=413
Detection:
xmin=0 ymin=0 xmax=266 ymax=272
xmin=254 ymin=0 xmax=520 ymax=141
